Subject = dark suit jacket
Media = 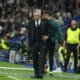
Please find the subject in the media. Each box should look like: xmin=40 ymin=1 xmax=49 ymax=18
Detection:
xmin=28 ymin=19 xmax=54 ymax=46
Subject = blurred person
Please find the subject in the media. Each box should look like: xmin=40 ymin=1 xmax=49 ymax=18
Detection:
xmin=0 ymin=35 xmax=9 ymax=61
xmin=9 ymin=22 xmax=17 ymax=37
xmin=0 ymin=14 xmax=8 ymax=23
xmin=26 ymin=0 xmax=35 ymax=7
xmin=28 ymin=9 xmax=53 ymax=79
xmin=43 ymin=10 xmax=62 ymax=74
xmin=0 ymin=35 xmax=9 ymax=50
xmin=0 ymin=26 xmax=3 ymax=37
xmin=53 ymin=12 xmax=64 ymax=35
xmin=0 ymin=0 xmax=3 ymax=15
xmin=21 ymin=15 xmax=29 ymax=26
xmin=49 ymin=0 xmax=58 ymax=12
xmin=58 ymin=46 xmax=75 ymax=70
xmin=19 ymin=27 xmax=27 ymax=36
xmin=76 ymin=1 xmax=80 ymax=16
xmin=58 ymin=46 xmax=66 ymax=67
xmin=15 ymin=12 xmax=21 ymax=22
xmin=70 ymin=0 xmax=77 ymax=16
xmin=0 ymin=0 xmax=7 ymax=7
xmin=14 ymin=0 xmax=21 ymax=5
xmin=7 ymin=0 xmax=15 ymax=5
xmin=50 ymin=13 xmax=64 ymax=73
xmin=63 ymin=20 xmax=80 ymax=73
xmin=7 ymin=13 xmax=15 ymax=23
xmin=53 ymin=12 xmax=64 ymax=26
xmin=2 ymin=22 xmax=11 ymax=35
xmin=28 ymin=7 xmax=34 ymax=19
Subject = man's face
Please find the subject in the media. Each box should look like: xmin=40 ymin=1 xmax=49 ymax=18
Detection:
xmin=33 ymin=14 xmax=41 ymax=20
xmin=43 ymin=13 xmax=49 ymax=19
xmin=71 ymin=20 xmax=77 ymax=29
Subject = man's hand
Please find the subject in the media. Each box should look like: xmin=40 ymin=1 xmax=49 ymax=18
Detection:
xmin=77 ymin=43 xmax=80 ymax=49
xmin=42 ymin=35 xmax=49 ymax=41
xmin=63 ymin=41 xmax=66 ymax=48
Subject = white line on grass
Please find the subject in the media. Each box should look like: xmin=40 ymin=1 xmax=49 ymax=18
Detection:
xmin=8 ymin=76 xmax=20 ymax=80
xmin=0 ymin=72 xmax=80 ymax=79
xmin=0 ymin=67 xmax=33 ymax=70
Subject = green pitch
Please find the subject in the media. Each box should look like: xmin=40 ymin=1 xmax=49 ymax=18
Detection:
xmin=0 ymin=61 xmax=80 ymax=80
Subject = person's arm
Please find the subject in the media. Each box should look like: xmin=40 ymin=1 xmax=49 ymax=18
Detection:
xmin=63 ymin=30 xmax=67 ymax=47
xmin=27 ymin=20 xmax=33 ymax=46
xmin=56 ymin=24 xmax=62 ymax=44
xmin=52 ymin=20 xmax=62 ymax=44
xmin=47 ymin=20 xmax=55 ymax=38
xmin=42 ymin=20 xmax=55 ymax=41
xmin=77 ymin=29 xmax=80 ymax=49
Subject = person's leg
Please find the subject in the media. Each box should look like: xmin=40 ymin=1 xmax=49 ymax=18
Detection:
xmin=72 ymin=45 xmax=78 ymax=72
xmin=53 ymin=49 xmax=62 ymax=73
xmin=54 ymin=41 xmax=60 ymax=68
xmin=42 ymin=43 xmax=49 ymax=74
xmin=9 ymin=50 xmax=16 ymax=63
xmin=54 ymin=50 xmax=60 ymax=67
xmin=48 ymin=42 xmax=55 ymax=72
xmin=38 ymin=42 xmax=47 ymax=78
xmin=64 ymin=44 xmax=72 ymax=72
xmin=31 ymin=43 xmax=39 ymax=77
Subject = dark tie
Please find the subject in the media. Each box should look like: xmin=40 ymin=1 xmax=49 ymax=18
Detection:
xmin=36 ymin=20 xmax=38 ymax=27
xmin=37 ymin=20 xmax=39 ymax=27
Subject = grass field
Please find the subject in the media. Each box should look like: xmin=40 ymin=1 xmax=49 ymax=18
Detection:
xmin=0 ymin=61 xmax=80 ymax=80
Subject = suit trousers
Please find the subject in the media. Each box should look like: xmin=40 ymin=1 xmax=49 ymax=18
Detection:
xmin=31 ymin=41 xmax=47 ymax=77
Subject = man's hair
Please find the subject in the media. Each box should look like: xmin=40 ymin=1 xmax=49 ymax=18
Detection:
xmin=43 ymin=10 xmax=53 ymax=16
xmin=33 ymin=9 xmax=41 ymax=16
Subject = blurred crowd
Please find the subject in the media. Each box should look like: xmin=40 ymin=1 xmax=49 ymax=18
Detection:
xmin=0 ymin=0 xmax=80 ymax=39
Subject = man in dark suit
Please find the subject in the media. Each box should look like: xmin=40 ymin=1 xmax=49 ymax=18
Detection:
xmin=28 ymin=9 xmax=53 ymax=79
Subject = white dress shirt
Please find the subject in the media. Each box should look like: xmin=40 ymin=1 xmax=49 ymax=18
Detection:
xmin=35 ymin=19 xmax=41 ymax=27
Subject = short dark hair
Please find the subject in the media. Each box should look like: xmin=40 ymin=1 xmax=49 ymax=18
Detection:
xmin=43 ymin=10 xmax=53 ymax=16
xmin=53 ymin=14 xmax=58 ymax=19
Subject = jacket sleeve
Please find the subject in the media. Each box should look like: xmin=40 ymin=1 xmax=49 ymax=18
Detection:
xmin=46 ymin=20 xmax=55 ymax=38
xmin=49 ymin=20 xmax=63 ymax=44
xmin=56 ymin=24 xmax=63 ymax=44
xmin=27 ymin=21 xmax=33 ymax=46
